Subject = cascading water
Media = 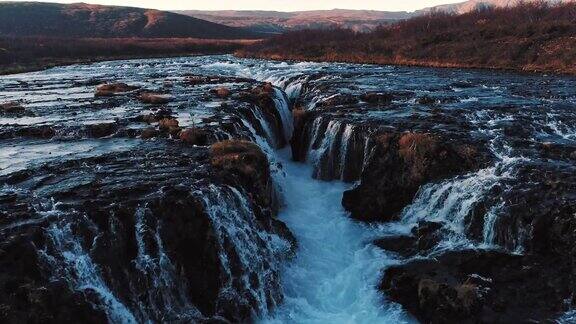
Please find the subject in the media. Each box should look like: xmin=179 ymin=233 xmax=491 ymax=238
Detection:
xmin=198 ymin=184 xmax=293 ymax=317
xmin=251 ymin=107 xmax=277 ymax=147
xmin=272 ymin=88 xmax=294 ymax=141
xmin=40 ymin=216 xmax=138 ymax=324
xmin=258 ymin=149 xmax=413 ymax=324
xmin=304 ymin=116 xmax=366 ymax=182
xmin=396 ymin=107 xmax=531 ymax=253
xmin=4 ymin=55 xmax=576 ymax=323
xmin=400 ymin=163 xmax=513 ymax=252
xmin=133 ymin=207 xmax=202 ymax=322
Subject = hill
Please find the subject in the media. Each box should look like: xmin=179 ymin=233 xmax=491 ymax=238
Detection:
xmin=0 ymin=2 xmax=259 ymax=39
xmin=238 ymin=2 xmax=576 ymax=74
xmin=418 ymin=0 xmax=574 ymax=14
xmin=176 ymin=9 xmax=413 ymax=34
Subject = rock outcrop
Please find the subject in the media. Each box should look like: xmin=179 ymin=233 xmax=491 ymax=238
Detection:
xmin=94 ymin=83 xmax=138 ymax=97
xmin=0 ymin=71 xmax=295 ymax=323
xmin=285 ymin=62 xmax=576 ymax=323
xmin=343 ymin=132 xmax=488 ymax=222
xmin=381 ymin=249 xmax=572 ymax=323
xmin=137 ymin=92 xmax=172 ymax=104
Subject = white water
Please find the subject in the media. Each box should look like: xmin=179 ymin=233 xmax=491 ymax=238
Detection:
xmin=199 ymin=184 xmax=293 ymax=317
xmin=133 ymin=207 xmax=202 ymax=322
xmin=260 ymin=149 xmax=413 ymax=324
xmin=41 ymin=218 xmax=138 ymax=324
xmin=272 ymin=88 xmax=294 ymax=141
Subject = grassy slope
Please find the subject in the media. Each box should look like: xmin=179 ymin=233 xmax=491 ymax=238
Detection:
xmin=238 ymin=3 xmax=576 ymax=74
xmin=0 ymin=37 xmax=258 ymax=75
xmin=0 ymin=2 xmax=259 ymax=39
xmin=0 ymin=2 xmax=263 ymax=75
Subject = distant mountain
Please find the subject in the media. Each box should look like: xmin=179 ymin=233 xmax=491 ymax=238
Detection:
xmin=418 ymin=0 xmax=573 ymax=14
xmin=0 ymin=2 xmax=260 ymax=39
xmin=175 ymin=9 xmax=414 ymax=34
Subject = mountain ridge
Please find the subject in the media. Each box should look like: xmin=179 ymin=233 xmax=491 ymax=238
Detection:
xmin=418 ymin=0 xmax=575 ymax=14
xmin=175 ymin=9 xmax=413 ymax=33
xmin=177 ymin=0 xmax=575 ymax=33
xmin=0 ymin=2 xmax=260 ymax=39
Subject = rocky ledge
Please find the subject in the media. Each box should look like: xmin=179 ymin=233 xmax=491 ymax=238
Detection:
xmin=286 ymin=68 xmax=576 ymax=322
xmin=0 ymin=70 xmax=295 ymax=323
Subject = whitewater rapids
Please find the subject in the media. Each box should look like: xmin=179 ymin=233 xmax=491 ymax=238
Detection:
xmin=258 ymin=149 xmax=413 ymax=324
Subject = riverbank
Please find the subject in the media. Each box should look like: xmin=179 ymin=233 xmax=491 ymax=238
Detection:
xmin=235 ymin=52 xmax=576 ymax=76
xmin=0 ymin=37 xmax=259 ymax=75
xmin=237 ymin=2 xmax=576 ymax=76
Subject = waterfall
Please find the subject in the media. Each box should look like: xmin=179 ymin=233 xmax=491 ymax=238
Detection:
xmin=41 ymin=217 xmax=138 ymax=324
xmin=306 ymin=117 xmax=362 ymax=181
xmin=481 ymin=201 xmax=505 ymax=246
xmin=258 ymin=149 xmax=413 ymax=323
xmin=272 ymin=88 xmax=294 ymax=142
xmin=251 ymin=106 xmax=277 ymax=148
xmin=133 ymin=207 xmax=203 ymax=322
xmin=198 ymin=185 xmax=292 ymax=317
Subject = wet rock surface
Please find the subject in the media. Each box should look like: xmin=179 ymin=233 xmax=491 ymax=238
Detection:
xmin=0 ymin=59 xmax=296 ymax=323
xmin=381 ymin=249 xmax=572 ymax=323
xmin=281 ymin=60 xmax=576 ymax=322
xmin=2 ymin=55 xmax=576 ymax=323
xmin=342 ymin=132 xmax=490 ymax=222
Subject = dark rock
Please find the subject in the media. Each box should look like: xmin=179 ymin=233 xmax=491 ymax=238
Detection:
xmin=211 ymin=87 xmax=231 ymax=98
xmin=94 ymin=83 xmax=138 ymax=97
xmin=15 ymin=126 xmax=55 ymax=139
xmin=87 ymin=123 xmax=117 ymax=138
xmin=374 ymin=221 xmax=445 ymax=257
xmin=373 ymin=236 xmax=416 ymax=257
xmin=290 ymin=107 xmax=317 ymax=161
xmin=360 ymin=92 xmax=393 ymax=105
xmin=210 ymin=140 xmax=276 ymax=211
xmin=418 ymin=95 xmax=437 ymax=105
xmin=140 ymin=127 xmax=159 ymax=139
xmin=138 ymin=92 xmax=172 ymax=104
xmin=0 ymin=101 xmax=26 ymax=114
xmin=342 ymin=132 xmax=490 ymax=222
xmin=180 ymin=128 xmax=209 ymax=146
xmin=317 ymin=93 xmax=358 ymax=108
xmin=381 ymin=249 xmax=572 ymax=323
xmin=158 ymin=118 xmax=179 ymax=131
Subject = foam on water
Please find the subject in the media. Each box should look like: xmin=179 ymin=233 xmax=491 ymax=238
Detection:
xmin=41 ymin=217 xmax=138 ymax=324
xmin=199 ymin=184 xmax=292 ymax=317
xmin=133 ymin=207 xmax=202 ymax=322
xmin=259 ymin=149 xmax=414 ymax=324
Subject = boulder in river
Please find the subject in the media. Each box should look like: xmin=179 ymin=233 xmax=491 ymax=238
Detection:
xmin=342 ymin=132 xmax=490 ymax=222
xmin=140 ymin=127 xmax=159 ymax=139
xmin=137 ymin=92 xmax=173 ymax=104
xmin=212 ymin=87 xmax=231 ymax=98
xmin=94 ymin=83 xmax=138 ymax=97
xmin=0 ymin=101 xmax=26 ymax=114
xmin=360 ymin=92 xmax=393 ymax=105
xmin=180 ymin=128 xmax=209 ymax=146
xmin=158 ymin=118 xmax=179 ymax=130
xmin=87 ymin=122 xmax=117 ymax=138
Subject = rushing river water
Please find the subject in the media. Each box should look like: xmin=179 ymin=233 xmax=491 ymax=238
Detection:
xmin=259 ymin=149 xmax=413 ymax=323
xmin=2 ymin=55 xmax=576 ymax=323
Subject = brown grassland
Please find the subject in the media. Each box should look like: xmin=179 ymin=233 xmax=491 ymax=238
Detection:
xmin=0 ymin=37 xmax=258 ymax=75
xmin=237 ymin=2 xmax=576 ymax=74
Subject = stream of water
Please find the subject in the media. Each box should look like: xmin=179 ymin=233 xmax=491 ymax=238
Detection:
xmin=259 ymin=149 xmax=413 ymax=323
xmin=3 ymin=55 xmax=576 ymax=323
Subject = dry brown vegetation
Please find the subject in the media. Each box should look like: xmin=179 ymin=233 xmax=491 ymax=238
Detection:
xmin=238 ymin=2 xmax=576 ymax=74
xmin=0 ymin=2 xmax=259 ymax=39
xmin=0 ymin=37 xmax=258 ymax=74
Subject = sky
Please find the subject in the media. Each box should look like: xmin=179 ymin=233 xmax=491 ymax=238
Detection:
xmin=1 ymin=0 xmax=466 ymax=12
